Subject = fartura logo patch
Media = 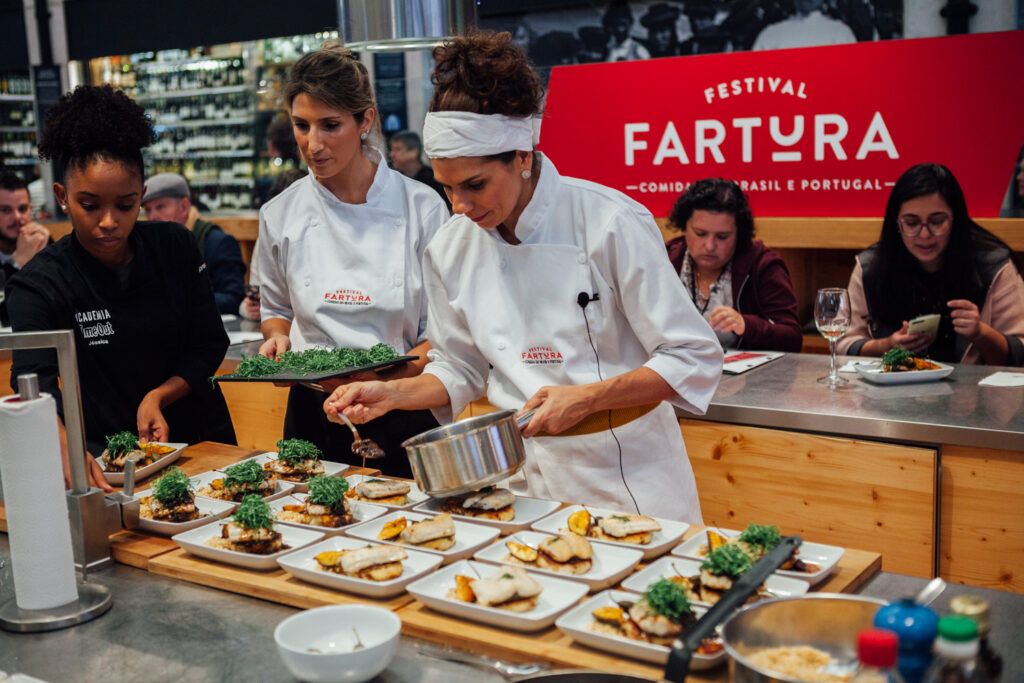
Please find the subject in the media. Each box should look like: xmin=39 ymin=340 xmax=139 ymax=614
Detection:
xmin=521 ymin=345 xmax=564 ymax=365
xmin=324 ymin=288 xmax=372 ymax=306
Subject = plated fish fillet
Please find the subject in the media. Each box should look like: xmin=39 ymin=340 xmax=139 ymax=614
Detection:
xmin=462 ymin=488 xmax=515 ymax=511
xmin=340 ymin=545 xmax=408 ymax=575
xmin=598 ymin=514 xmax=662 ymax=538
xmin=470 ymin=567 xmax=543 ymax=608
xmin=400 ymin=513 xmax=456 ymax=548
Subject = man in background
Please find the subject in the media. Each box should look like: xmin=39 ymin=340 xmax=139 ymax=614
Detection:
xmin=388 ymin=131 xmax=450 ymax=209
xmin=0 ymin=170 xmax=50 ymax=282
xmin=142 ymin=173 xmax=245 ymax=314
xmin=752 ymin=0 xmax=856 ymax=50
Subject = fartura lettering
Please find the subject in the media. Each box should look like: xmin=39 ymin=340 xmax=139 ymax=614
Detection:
xmin=624 ymin=112 xmax=898 ymax=166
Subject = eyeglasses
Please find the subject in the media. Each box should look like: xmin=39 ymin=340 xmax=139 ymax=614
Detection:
xmin=898 ymin=213 xmax=952 ymax=237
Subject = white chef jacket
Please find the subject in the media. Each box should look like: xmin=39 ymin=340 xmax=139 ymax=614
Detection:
xmin=422 ymin=155 xmax=722 ymax=522
xmin=257 ymin=151 xmax=449 ymax=353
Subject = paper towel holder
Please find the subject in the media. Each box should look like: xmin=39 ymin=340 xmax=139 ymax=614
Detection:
xmin=0 ymin=334 xmax=115 ymax=632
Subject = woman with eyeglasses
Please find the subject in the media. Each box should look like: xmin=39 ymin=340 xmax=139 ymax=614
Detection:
xmin=837 ymin=163 xmax=1024 ymax=365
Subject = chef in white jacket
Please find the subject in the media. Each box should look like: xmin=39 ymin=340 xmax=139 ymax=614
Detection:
xmin=257 ymin=43 xmax=448 ymax=478
xmin=323 ymin=32 xmax=721 ymax=522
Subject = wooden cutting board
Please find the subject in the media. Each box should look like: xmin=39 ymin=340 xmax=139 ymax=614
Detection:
xmin=149 ymin=548 xmax=413 ymax=612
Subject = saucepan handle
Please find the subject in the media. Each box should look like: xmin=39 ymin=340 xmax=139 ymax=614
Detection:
xmin=514 ymin=408 xmax=537 ymax=431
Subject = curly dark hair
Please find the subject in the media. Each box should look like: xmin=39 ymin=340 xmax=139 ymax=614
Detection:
xmin=37 ymin=85 xmax=155 ymax=182
xmin=431 ymin=31 xmax=542 ymax=117
xmin=669 ymin=178 xmax=755 ymax=251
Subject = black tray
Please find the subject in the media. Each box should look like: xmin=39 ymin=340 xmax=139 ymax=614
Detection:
xmin=214 ymin=355 xmax=418 ymax=383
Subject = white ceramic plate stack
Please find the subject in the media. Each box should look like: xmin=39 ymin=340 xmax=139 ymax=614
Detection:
xmin=556 ymin=590 xmax=725 ymax=669
xmin=190 ymin=470 xmax=296 ymax=506
xmin=277 ymin=536 xmax=444 ymax=598
xmin=406 ymin=560 xmax=589 ymax=632
xmin=172 ymin=522 xmax=324 ymax=570
xmin=413 ymin=494 xmax=561 ymax=535
xmin=99 ymin=442 xmax=187 ymax=484
xmin=238 ymin=452 xmax=349 ymax=492
xmin=855 ymin=361 xmax=954 ymax=385
xmin=344 ymin=474 xmax=429 ymax=510
xmin=346 ymin=511 xmax=501 ymax=564
xmin=268 ymin=494 xmax=388 ymax=535
xmin=619 ymin=557 xmax=809 ymax=605
xmin=531 ymin=505 xmax=689 ymax=560
xmin=129 ymin=492 xmax=234 ymax=536
xmin=671 ymin=528 xmax=844 ymax=586
xmin=472 ymin=530 xmax=643 ymax=592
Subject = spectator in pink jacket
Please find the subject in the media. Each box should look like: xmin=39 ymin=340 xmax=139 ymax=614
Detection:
xmin=667 ymin=178 xmax=802 ymax=352
xmin=837 ymin=163 xmax=1024 ymax=365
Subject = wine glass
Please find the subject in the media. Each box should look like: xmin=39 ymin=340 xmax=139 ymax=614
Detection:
xmin=815 ymin=288 xmax=851 ymax=388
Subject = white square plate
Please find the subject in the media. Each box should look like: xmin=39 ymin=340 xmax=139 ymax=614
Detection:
xmin=412 ymin=495 xmax=561 ymax=535
xmin=268 ymin=494 xmax=388 ymax=535
xmin=237 ymin=452 xmax=348 ymax=492
xmin=619 ymin=557 xmax=809 ymax=606
xmin=344 ymin=474 xmax=428 ymax=509
xmin=172 ymin=522 xmax=324 ymax=570
xmin=277 ymin=536 xmax=443 ymax=598
xmin=129 ymin=491 xmax=234 ymax=536
xmin=671 ymin=528 xmax=844 ymax=586
xmin=531 ymin=505 xmax=689 ymax=560
xmin=406 ymin=560 xmax=589 ymax=632
xmin=345 ymin=511 xmax=500 ymax=565
xmin=855 ymin=361 xmax=954 ymax=385
xmin=190 ymin=470 xmax=295 ymax=507
xmin=472 ymin=530 xmax=642 ymax=592
xmin=556 ymin=590 xmax=725 ymax=669
xmin=98 ymin=442 xmax=186 ymax=485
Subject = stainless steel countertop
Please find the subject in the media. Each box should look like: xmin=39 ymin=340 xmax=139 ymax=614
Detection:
xmin=2 ymin=537 xmax=1021 ymax=683
xmin=685 ymin=354 xmax=1024 ymax=452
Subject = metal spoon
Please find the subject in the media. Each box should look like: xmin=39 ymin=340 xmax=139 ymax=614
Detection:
xmin=914 ymin=577 xmax=946 ymax=607
xmin=351 ymin=627 xmax=365 ymax=651
xmin=332 ymin=410 xmax=385 ymax=468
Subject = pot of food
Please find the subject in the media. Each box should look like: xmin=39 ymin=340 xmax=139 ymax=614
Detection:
xmin=722 ymin=593 xmax=888 ymax=682
xmin=402 ymin=409 xmax=534 ymax=497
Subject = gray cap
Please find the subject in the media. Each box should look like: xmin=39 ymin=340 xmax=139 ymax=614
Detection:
xmin=143 ymin=173 xmax=190 ymax=203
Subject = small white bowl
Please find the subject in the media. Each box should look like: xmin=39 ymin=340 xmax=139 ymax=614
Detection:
xmin=274 ymin=604 xmax=401 ymax=683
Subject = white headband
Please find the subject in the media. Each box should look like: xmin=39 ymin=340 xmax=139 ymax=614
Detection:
xmin=423 ymin=111 xmax=541 ymax=159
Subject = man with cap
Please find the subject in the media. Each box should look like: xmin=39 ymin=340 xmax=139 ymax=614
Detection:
xmin=640 ymin=3 xmax=683 ymax=58
xmin=142 ymin=173 xmax=246 ymax=314
xmin=603 ymin=0 xmax=650 ymax=62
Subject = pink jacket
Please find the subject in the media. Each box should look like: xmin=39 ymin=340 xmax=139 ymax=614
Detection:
xmin=838 ymin=257 xmax=1024 ymax=364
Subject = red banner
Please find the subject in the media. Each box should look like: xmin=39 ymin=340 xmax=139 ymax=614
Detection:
xmin=540 ymin=31 xmax=1024 ymax=217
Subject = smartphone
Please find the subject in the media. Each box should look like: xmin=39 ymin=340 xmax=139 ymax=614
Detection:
xmin=907 ymin=313 xmax=940 ymax=338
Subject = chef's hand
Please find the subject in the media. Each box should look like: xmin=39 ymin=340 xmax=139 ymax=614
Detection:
xmin=137 ymin=393 xmax=169 ymax=442
xmin=948 ymin=299 xmax=983 ymax=340
xmin=521 ymin=385 xmax=592 ymax=437
xmin=318 ymin=372 xmax=379 ymax=395
xmin=12 ymin=221 xmax=49 ymax=268
xmin=324 ymin=381 xmax=395 ymax=424
xmin=259 ymin=334 xmax=290 ymax=359
xmin=57 ymin=419 xmax=113 ymax=492
xmin=708 ymin=306 xmax=745 ymax=336
xmin=242 ymin=296 xmax=261 ymax=321
xmin=889 ymin=322 xmax=931 ymax=354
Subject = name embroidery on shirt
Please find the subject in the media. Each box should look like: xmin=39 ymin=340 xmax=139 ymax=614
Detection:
xmin=521 ymin=345 xmax=564 ymax=365
xmin=324 ymin=288 xmax=373 ymax=306
xmin=75 ymin=309 xmax=115 ymax=346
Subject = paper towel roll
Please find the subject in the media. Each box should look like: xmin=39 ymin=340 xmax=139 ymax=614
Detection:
xmin=0 ymin=392 xmax=79 ymax=610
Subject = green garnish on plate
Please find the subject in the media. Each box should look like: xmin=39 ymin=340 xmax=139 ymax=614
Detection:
xmin=233 ymin=494 xmax=275 ymax=530
xmin=644 ymin=578 xmax=691 ymax=622
xmin=307 ymin=476 xmax=349 ymax=507
xmin=738 ymin=524 xmax=781 ymax=552
xmin=881 ymin=347 xmax=912 ymax=369
xmin=702 ymin=543 xmax=754 ymax=578
xmin=105 ymin=431 xmax=138 ymax=457
xmin=275 ymin=438 xmax=322 ymax=466
xmin=151 ymin=466 xmax=192 ymax=505
xmin=223 ymin=460 xmax=266 ymax=488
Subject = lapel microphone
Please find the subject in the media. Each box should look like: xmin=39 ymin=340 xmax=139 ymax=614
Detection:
xmin=577 ymin=291 xmax=600 ymax=309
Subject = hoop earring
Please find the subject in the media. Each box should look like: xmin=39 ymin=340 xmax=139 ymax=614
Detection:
xmin=521 ymin=169 xmax=532 ymax=180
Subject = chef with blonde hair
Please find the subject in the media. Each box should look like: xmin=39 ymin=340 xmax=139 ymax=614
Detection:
xmin=323 ymin=32 xmax=721 ymax=522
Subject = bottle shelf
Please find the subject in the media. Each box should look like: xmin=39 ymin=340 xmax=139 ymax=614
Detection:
xmin=146 ymin=149 xmax=254 ymax=160
xmin=153 ymin=116 xmax=253 ymax=129
xmin=135 ymin=85 xmax=251 ymax=102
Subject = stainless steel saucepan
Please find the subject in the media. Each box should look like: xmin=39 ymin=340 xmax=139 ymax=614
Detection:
xmin=401 ymin=409 xmax=535 ymax=498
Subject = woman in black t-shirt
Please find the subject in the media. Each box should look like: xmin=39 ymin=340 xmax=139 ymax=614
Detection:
xmin=6 ymin=85 xmax=235 ymax=490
